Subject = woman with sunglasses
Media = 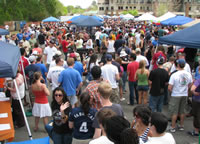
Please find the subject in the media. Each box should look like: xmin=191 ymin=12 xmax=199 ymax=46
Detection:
xmin=31 ymin=72 xmax=52 ymax=132
xmin=46 ymin=87 xmax=73 ymax=144
xmin=131 ymin=105 xmax=152 ymax=143
xmin=69 ymin=92 xmax=97 ymax=144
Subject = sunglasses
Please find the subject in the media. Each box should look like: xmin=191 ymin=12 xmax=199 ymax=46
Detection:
xmin=54 ymin=94 xmax=63 ymax=97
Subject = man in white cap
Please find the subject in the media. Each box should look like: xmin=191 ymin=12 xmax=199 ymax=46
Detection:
xmin=25 ymin=55 xmax=40 ymax=105
xmin=135 ymin=48 xmax=149 ymax=67
xmin=101 ymin=54 xmax=120 ymax=103
xmin=44 ymin=40 xmax=57 ymax=70
xmin=49 ymin=51 xmax=67 ymax=69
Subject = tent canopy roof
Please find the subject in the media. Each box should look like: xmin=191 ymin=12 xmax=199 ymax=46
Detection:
xmin=42 ymin=16 xmax=60 ymax=22
xmin=159 ymin=23 xmax=200 ymax=49
xmin=158 ymin=12 xmax=176 ymax=22
xmin=137 ymin=13 xmax=157 ymax=21
xmin=181 ymin=19 xmax=200 ymax=28
xmin=161 ymin=16 xmax=193 ymax=25
xmin=72 ymin=16 xmax=103 ymax=27
xmin=0 ymin=28 xmax=9 ymax=35
xmin=0 ymin=41 xmax=20 ymax=78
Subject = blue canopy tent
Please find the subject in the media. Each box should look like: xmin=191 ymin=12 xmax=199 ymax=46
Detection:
xmin=92 ymin=15 xmax=104 ymax=22
xmin=68 ymin=15 xmax=88 ymax=22
xmin=0 ymin=41 xmax=20 ymax=78
xmin=159 ymin=23 xmax=200 ymax=49
xmin=161 ymin=16 xmax=193 ymax=25
xmin=0 ymin=41 xmax=32 ymax=140
xmin=42 ymin=16 xmax=60 ymax=22
xmin=72 ymin=16 xmax=103 ymax=27
xmin=0 ymin=28 xmax=9 ymax=35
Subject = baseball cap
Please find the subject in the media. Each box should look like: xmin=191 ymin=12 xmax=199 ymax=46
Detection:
xmin=29 ymin=55 xmax=36 ymax=63
xmin=157 ymin=56 xmax=165 ymax=65
xmin=55 ymin=51 xmax=62 ymax=56
xmin=69 ymin=53 xmax=76 ymax=58
xmin=178 ymin=59 xmax=186 ymax=65
xmin=106 ymin=54 xmax=112 ymax=61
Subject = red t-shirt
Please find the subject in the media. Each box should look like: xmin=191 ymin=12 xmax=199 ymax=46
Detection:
xmin=19 ymin=56 xmax=29 ymax=75
xmin=32 ymin=47 xmax=42 ymax=55
xmin=127 ymin=61 xmax=139 ymax=82
xmin=32 ymin=89 xmax=48 ymax=104
xmin=152 ymin=51 xmax=166 ymax=70
xmin=61 ymin=40 xmax=68 ymax=53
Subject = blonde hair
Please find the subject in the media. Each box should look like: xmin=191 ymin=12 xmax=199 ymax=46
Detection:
xmin=67 ymin=58 xmax=74 ymax=66
xmin=139 ymin=60 xmax=146 ymax=74
xmin=98 ymin=81 xmax=112 ymax=99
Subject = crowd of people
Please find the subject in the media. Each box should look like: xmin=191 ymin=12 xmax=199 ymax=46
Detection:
xmin=0 ymin=18 xmax=200 ymax=144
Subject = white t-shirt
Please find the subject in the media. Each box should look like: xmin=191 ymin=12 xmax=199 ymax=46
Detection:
xmin=44 ymin=46 xmax=57 ymax=64
xmin=135 ymin=33 xmax=141 ymax=46
xmin=145 ymin=133 xmax=176 ymax=144
xmin=170 ymin=63 xmax=191 ymax=73
xmin=89 ymin=136 xmax=114 ymax=144
xmin=86 ymin=39 xmax=93 ymax=49
xmin=107 ymin=40 xmax=115 ymax=53
xmin=101 ymin=64 xmax=119 ymax=88
xmin=47 ymin=66 xmax=65 ymax=90
xmin=169 ymin=70 xmax=192 ymax=97
xmin=95 ymin=31 xmax=102 ymax=40
xmin=136 ymin=55 xmax=149 ymax=66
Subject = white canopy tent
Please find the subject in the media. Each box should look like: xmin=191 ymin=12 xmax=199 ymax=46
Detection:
xmin=122 ymin=14 xmax=135 ymax=20
xmin=157 ymin=12 xmax=176 ymax=22
xmin=137 ymin=13 xmax=158 ymax=21
xmin=60 ymin=16 xmax=73 ymax=22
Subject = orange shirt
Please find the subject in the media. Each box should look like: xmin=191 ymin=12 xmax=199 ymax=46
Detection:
xmin=0 ymin=78 xmax=5 ymax=88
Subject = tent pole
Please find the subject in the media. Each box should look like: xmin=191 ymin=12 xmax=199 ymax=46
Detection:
xmin=13 ymin=79 xmax=33 ymax=140
xmin=20 ymin=58 xmax=32 ymax=108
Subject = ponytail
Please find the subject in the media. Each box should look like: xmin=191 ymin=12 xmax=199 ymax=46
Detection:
xmin=32 ymin=72 xmax=42 ymax=84
xmin=80 ymin=92 xmax=91 ymax=115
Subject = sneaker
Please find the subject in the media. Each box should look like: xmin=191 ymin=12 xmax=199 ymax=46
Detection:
xmin=120 ymin=98 xmax=125 ymax=101
xmin=187 ymin=131 xmax=199 ymax=136
xmin=169 ymin=127 xmax=176 ymax=133
xmin=178 ymin=125 xmax=184 ymax=131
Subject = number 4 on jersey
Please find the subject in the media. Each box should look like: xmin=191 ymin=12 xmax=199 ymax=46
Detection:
xmin=79 ymin=122 xmax=88 ymax=132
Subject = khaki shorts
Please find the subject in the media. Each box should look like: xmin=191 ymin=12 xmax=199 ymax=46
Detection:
xmin=110 ymin=88 xmax=120 ymax=104
xmin=72 ymin=138 xmax=91 ymax=144
xmin=68 ymin=95 xmax=78 ymax=106
xmin=169 ymin=96 xmax=187 ymax=116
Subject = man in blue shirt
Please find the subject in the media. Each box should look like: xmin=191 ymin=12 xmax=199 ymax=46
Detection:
xmin=69 ymin=53 xmax=84 ymax=77
xmin=58 ymin=58 xmax=83 ymax=107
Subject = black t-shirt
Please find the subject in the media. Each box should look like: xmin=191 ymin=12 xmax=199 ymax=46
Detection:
xmin=184 ymin=48 xmax=197 ymax=62
xmin=121 ymin=56 xmax=129 ymax=71
xmin=114 ymin=39 xmax=125 ymax=51
xmin=52 ymin=103 xmax=72 ymax=134
xmin=149 ymin=68 xmax=169 ymax=96
xmin=167 ymin=46 xmax=173 ymax=55
xmin=25 ymin=64 xmax=40 ymax=85
xmin=112 ymin=61 xmax=121 ymax=73
xmin=38 ymin=33 xmax=45 ymax=45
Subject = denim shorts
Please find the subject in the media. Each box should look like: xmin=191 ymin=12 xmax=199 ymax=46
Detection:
xmin=137 ymin=85 xmax=149 ymax=91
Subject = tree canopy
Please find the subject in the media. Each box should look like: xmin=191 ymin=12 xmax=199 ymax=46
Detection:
xmin=0 ymin=0 xmax=68 ymax=25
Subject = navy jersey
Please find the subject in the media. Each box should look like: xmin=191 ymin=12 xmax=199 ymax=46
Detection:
xmin=69 ymin=107 xmax=97 ymax=139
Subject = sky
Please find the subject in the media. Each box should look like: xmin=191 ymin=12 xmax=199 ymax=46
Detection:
xmin=59 ymin=0 xmax=97 ymax=9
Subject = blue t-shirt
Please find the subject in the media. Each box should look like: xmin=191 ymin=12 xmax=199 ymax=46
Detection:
xmin=25 ymin=64 xmax=40 ymax=85
xmin=35 ymin=63 xmax=48 ymax=82
xmin=69 ymin=107 xmax=97 ymax=139
xmin=17 ymin=33 xmax=23 ymax=41
xmin=193 ymin=78 xmax=200 ymax=102
xmin=58 ymin=68 xmax=82 ymax=96
xmin=74 ymin=61 xmax=84 ymax=76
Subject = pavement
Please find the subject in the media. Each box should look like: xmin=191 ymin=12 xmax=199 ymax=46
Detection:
xmin=12 ymin=85 xmax=199 ymax=144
